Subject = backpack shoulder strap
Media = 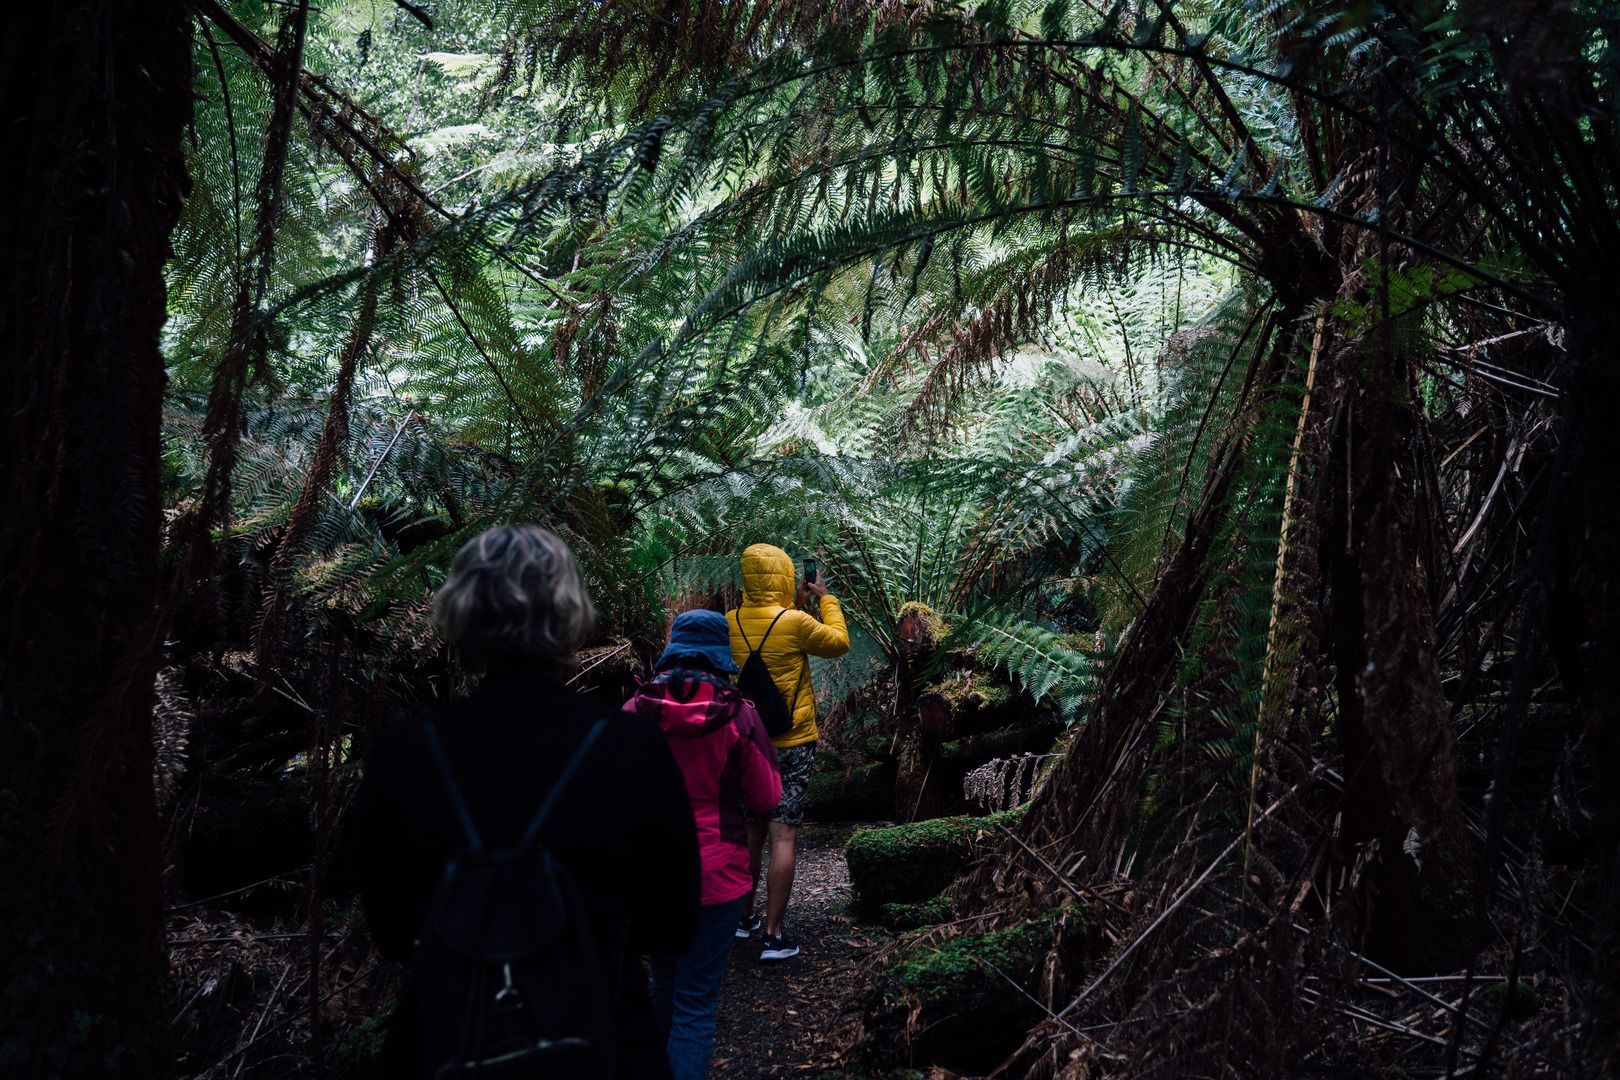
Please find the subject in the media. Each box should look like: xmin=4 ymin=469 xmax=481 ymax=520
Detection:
xmin=734 ymin=606 xmax=791 ymax=656
xmin=753 ymin=608 xmax=791 ymax=654
xmin=786 ymin=655 xmax=809 ymax=713
xmin=422 ymin=721 xmax=484 ymax=853
xmin=519 ymin=717 xmax=609 ymax=850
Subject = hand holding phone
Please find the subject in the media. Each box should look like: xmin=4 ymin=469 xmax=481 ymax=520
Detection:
xmin=797 ymin=559 xmax=827 ymax=606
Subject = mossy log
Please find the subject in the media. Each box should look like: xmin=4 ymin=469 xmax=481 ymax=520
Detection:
xmin=876 ymin=895 xmax=953 ymax=931
xmin=861 ymin=732 xmax=898 ymax=763
xmin=845 ymin=810 xmax=1020 ymax=912
xmin=897 ymin=667 xmax=1031 ymax=821
xmin=854 ymin=907 xmax=1095 ymax=1073
xmin=916 ymin=670 xmax=1020 ymax=738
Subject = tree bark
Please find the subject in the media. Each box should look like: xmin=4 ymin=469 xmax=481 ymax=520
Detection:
xmin=0 ymin=2 xmax=192 ymax=1074
xmin=893 ymin=608 xmax=941 ymax=821
xmin=1321 ymin=329 xmax=1475 ymax=970
xmin=1316 ymin=72 xmax=1475 ymax=966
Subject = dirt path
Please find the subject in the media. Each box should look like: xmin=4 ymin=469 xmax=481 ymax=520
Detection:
xmin=709 ymin=823 xmax=893 ymax=1077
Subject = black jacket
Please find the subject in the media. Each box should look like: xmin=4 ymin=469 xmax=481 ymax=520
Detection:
xmin=355 ymin=670 xmax=701 ymax=1078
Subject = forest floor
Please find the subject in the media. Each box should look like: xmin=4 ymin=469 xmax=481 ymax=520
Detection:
xmin=710 ymin=823 xmax=894 ymax=1077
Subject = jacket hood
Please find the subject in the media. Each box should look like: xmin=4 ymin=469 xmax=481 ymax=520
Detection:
xmin=740 ymin=543 xmax=795 ymax=608
xmin=627 ymin=671 xmax=747 ymax=738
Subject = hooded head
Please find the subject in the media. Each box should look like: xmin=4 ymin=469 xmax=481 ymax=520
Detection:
xmin=655 ymin=609 xmax=739 ymax=675
xmin=739 ymin=543 xmax=796 ymax=607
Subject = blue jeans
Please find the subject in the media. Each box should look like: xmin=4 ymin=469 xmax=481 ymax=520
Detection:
xmin=649 ymin=897 xmax=745 ymax=1080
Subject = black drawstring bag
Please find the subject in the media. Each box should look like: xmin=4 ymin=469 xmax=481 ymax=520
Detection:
xmin=734 ymin=609 xmax=798 ymax=738
xmin=413 ymin=720 xmax=615 ymax=1079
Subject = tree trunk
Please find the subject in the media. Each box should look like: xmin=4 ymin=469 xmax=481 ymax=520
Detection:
xmin=1313 ymin=74 xmax=1474 ymax=965
xmin=1320 ymin=329 xmax=1475 ymax=970
xmin=894 ymin=707 xmax=949 ymax=821
xmin=893 ymin=606 xmax=946 ymax=821
xmin=0 ymin=2 xmax=192 ymax=1074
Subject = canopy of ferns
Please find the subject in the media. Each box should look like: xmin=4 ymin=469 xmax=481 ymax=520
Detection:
xmin=159 ymin=0 xmax=1617 ymax=1074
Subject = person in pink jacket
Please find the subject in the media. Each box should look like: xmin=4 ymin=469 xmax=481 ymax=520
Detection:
xmin=625 ymin=610 xmax=781 ymax=1080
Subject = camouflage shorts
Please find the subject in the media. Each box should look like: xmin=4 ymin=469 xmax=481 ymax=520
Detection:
xmin=748 ymin=741 xmax=816 ymax=827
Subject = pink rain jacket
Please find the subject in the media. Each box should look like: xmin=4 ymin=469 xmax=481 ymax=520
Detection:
xmin=624 ymin=671 xmax=781 ymax=905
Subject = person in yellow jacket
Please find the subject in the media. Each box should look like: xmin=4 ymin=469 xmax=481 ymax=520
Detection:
xmin=727 ymin=543 xmax=850 ymax=960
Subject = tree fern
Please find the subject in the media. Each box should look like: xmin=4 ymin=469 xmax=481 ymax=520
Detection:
xmin=950 ymin=611 xmax=1098 ymax=722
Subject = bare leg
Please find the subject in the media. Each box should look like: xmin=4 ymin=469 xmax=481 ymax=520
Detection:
xmin=742 ymin=819 xmax=767 ymax=920
xmin=764 ymin=821 xmax=798 ymax=936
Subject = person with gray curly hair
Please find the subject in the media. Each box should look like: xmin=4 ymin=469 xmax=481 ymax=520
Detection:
xmin=430 ymin=524 xmax=598 ymax=671
xmin=357 ymin=525 xmax=701 ymax=1080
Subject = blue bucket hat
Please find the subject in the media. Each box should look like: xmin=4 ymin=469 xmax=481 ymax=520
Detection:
xmin=655 ymin=609 xmax=739 ymax=675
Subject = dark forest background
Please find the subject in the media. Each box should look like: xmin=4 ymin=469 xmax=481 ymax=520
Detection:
xmin=2 ymin=1 xmax=1616 ymax=1076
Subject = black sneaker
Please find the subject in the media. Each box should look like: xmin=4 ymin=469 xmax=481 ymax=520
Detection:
xmin=735 ymin=913 xmax=762 ymax=940
xmin=759 ymin=931 xmax=800 ymax=961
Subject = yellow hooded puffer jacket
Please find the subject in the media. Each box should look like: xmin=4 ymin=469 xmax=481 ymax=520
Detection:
xmin=727 ymin=543 xmax=850 ymax=748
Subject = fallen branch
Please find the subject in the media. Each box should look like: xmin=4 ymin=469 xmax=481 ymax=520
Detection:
xmin=232 ymin=962 xmax=293 ymax=1079
xmin=567 ymin=640 xmax=634 ymax=685
xmin=1298 ymin=985 xmax=1479 ymax=1057
xmin=203 ymin=962 xmax=382 ymax=1074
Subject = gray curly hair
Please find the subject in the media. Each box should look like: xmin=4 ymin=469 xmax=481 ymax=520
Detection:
xmin=431 ymin=525 xmax=597 ymax=670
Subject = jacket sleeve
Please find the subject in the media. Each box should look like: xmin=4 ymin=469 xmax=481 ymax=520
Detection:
xmin=734 ymin=702 xmax=783 ymax=813
xmin=795 ymin=594 xmax=852 ymax=658
xmin=627 ymin=725 xmax=701 ymax=955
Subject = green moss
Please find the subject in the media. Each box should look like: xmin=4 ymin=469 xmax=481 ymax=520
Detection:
xmin=877 ymin=895 xmax=952 ymax=931
xmin=1060 ymin=631 xmax=1109 ymax=655
xmin=919 ymin=669 xmax=1016 ymax=717
xmin=803 ymin=771 xmax=848 ymax=820
xmin=897 ymin=602 xmax=948 ymax=643
xmin=805 ymin=761 xmax=895 ymax=821
xmin=862 ymin=732 xmax=896 ymax=760
xmin=337 ymin=998 xmax=395 ymax=1080
xmin=891 ymin=919 xmax=1053 ymax=1012
xmin=806 ymin=769 xmax=842 ymax=803
xmin=974 ymin=677 xmax=1013 ymax=709
xmin=853 ymin=906 xmax=1097 ymax=1073
xmin=844 ymin=809 xmax=1021 ymax=910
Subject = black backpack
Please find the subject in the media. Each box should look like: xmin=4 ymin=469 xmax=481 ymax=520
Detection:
xmin=414 ymin=719 xmax=615 ymax=1079
xmin=734 ymin=609 xmax=799 ymax=738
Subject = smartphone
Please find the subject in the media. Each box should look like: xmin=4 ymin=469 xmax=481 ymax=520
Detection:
xmin=803 ymin=558 xmax=818 ymax=584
